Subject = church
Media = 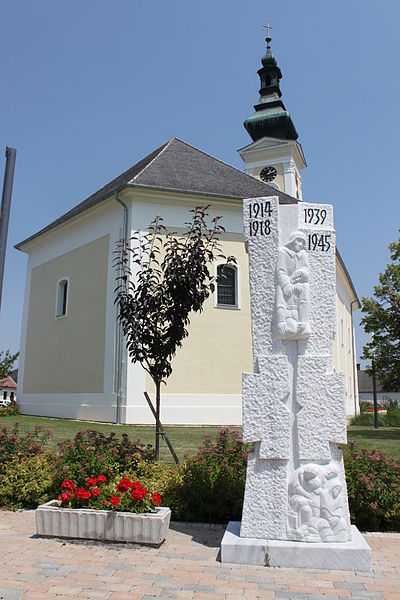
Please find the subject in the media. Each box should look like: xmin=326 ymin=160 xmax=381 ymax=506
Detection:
xmin=15 ymin=33 xmax=360 ymax=424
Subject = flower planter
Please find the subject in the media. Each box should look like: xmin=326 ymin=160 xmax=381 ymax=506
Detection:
xmin=35 ymin=500 xmax=171 ymax=546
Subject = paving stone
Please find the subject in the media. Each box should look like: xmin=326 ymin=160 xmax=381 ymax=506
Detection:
xmin=349 ymin=593 xmax=383 ymax=598
xmin=334 ymin=583 xmax=366 ymax=590
xmin=305 ymin=595 xmax=342 ymax=600
xmin=183 ymin=584 xmax=214 ymax=592
xmin=0 ymin=588 xmax=24 ymax=600
xmin=275 ymin=592 xmax=308 ymax=599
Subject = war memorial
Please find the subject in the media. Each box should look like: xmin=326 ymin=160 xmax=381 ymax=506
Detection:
xmin=221 ymin=196 xmax=372 ymax=571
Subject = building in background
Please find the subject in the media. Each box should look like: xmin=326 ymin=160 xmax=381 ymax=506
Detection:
xmin=0 ymin=375 xmax=17 ymax=402
xmin=15 ymin=34 xmax=360 ymax=424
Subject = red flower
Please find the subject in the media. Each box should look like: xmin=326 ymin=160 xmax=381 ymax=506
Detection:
xmin=117 ymin=478 xmax=131 ymax=492
xmin=86 ymin=477 xmax=97 ymax=487
xmin=130 ymin=481 xmax=141 ymax=490
xmin=97 ymin=475 xmax=107 ymax=483
xmin=110 ymin=495 xmax=121 ymax=506
xmin=57 ymin=492 xmax=71 ymax=503
xmin=104 ymin=500 xmax=108 ymax=506
xmin=131 ymin=488 xmax=144 ymax=500
xmin=151 ymin=493 xmax=162 ymax=506
xmin=61 ymin=479 xmax=75 ymax=491
xmin=74 ymin=487 xmax=91 ymax=500
xmin=91 ymin=487 xmax=101 ymax=497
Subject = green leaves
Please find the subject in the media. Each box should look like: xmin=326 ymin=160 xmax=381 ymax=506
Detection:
xmin=0 ymin=350 xmax=18 ymax=380
xmin=361 ymin=229 xmax=400 ymax=391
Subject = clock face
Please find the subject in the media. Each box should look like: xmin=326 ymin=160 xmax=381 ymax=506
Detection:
xmin=260 ymin=165 xmax=277 ymax=183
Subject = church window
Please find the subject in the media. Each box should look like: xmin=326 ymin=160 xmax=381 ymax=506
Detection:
xmin=56 ymin=278 xmax=69 ymax=317
xmin=216 ymin=264 xmax=238 ymax=307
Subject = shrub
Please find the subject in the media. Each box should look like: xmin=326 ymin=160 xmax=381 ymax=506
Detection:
xmin=0 ymin=422 xmax=53 ymax=474
xmin=383 ymin=408 xmax=400 ymax=427
xmin=0 ymin=452 xmax=57 ymax=509
xmin=54 ymin=429 xmax=155 ymax=488
xmin=0 ymin=403 xmax=20 ymax=416
xmin=350 ymin=408 xmax=400 ymax=427
xmin=171 ymin=427 xmax=249 ymax=523
xmin=349 ymin=412 xmax=386 ymax=427
xmin=343 ymin=441 xmax=400 ymax=531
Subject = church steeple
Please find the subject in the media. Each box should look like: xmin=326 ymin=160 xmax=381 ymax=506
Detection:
xmin=244 ymin=28 xmax=298 ymax=142
xmin=239 ymin=25 xmax=306 ymax=200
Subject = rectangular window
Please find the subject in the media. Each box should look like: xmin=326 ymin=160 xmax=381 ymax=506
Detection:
xmin=56 ymin=278 xmax=69 ymax=317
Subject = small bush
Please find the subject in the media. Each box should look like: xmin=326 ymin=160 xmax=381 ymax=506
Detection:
xmin=0 ymin=422 xmax=53 ymax=474
xmin=343 ymin=441 xmax=400 ymax=531
xmin=172 ymin=427 xmax=249 ymax=523
xmin=349 ymin=412 xmax=386 ymax=427
xmin=0 ymin=403 xmax=20 ymax=416
xmin=0 ymin=452 xmax=57 ymax=509
xmin=383 ymin=408 xmax=400 ymax=427
xmin=54 ymin=429 xmax=155 ymax=488
xmin=350 ymin=408 xmax=400 ymax=427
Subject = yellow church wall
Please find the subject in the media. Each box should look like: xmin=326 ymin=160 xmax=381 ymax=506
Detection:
xmin=23 ymin=235 xmax=110 ymax=394
xmin=145 ymin=233 xmax=253 ymax=395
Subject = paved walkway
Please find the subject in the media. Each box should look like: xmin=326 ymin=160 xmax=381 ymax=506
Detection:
xmin=0 ymin=511 xmax=399 ymax=600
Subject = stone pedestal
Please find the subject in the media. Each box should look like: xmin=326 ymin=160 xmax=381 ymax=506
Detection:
xmin=221 ymin=196 xmax=371 ymax=570
xmin=221 ymin=522 xmax=372 ymax=571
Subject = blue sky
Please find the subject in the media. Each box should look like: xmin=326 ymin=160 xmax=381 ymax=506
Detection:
xmin=1 ymin=0 xmax=399 ymax=366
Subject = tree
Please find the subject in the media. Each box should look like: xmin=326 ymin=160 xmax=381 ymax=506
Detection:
xmin=361 ymin=230 xmax=400 ymax=391
xmin=115 ymin=206 xmax=232 ymax=459
xmin=0 ymin=350 xmax=18 ymax=380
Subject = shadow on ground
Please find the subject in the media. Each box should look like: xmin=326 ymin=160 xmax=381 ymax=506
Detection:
xmin=169 ymin=522 xmax=225 ymax=549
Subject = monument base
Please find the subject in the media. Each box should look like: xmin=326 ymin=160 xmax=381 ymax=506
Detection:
xmin=221 ymin=522 xmax=372 ymax=571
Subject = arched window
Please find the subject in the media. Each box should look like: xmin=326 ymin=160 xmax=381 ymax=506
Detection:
xmin=217 ymin=264 xmax=237 ymax=307
xmin=56 ymin=278 xmax=69 ymax=317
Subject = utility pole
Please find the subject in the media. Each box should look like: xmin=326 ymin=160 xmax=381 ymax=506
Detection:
xmin=372 ymin=356 xmax=379 ymax=429
xmin=0 ymin=147 xmax=17 ymax=315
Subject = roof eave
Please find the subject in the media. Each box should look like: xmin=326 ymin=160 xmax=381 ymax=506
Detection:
xmin=336 ymin=248 xmax=361 ymax=309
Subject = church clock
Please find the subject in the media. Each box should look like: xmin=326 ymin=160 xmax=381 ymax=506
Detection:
xmin=260 ymin=165 xmax=277 ymax=182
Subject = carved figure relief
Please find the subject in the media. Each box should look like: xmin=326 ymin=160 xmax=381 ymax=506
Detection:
xmin=287 ymin=464 xmax=347 ymax=542
xmin=276 ymin=231 xmax=311 ymax=340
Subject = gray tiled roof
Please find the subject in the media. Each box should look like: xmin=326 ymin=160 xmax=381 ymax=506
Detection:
xmin=16 ymin=137 xmax=296 ymax=250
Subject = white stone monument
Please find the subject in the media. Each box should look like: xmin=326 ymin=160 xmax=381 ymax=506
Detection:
xmin=221 ymin=196 xmax=372 ymax=571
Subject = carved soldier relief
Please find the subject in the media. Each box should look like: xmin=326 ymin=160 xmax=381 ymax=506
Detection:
xmin=276 ymin=231 xmax=311 ymax=340
xmin=288 ymin=464 xmax=348 ymax=542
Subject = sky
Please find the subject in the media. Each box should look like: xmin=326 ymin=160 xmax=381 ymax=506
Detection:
xmin=0 ymin=0 xmax=399 ymax=367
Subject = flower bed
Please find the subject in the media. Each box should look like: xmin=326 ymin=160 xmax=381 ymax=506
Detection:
xmin=35 ymin=475 xmax=170 ymax=545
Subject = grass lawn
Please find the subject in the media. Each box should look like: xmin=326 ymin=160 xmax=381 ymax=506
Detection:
xmin=1 ymin=415 xmax=399 ymax=461
xmin=347 ymin=426 xmax=400 ymax=456
xmin=0 ymin=414 xmax=225 ymax=463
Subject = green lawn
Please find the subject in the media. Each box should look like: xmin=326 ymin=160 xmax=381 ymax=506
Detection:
xmin=1 ymin=415 xmax=399 ymax=461
xmin=347 ymin=426 xmax=400 ymax=456
xmin=0 ymin=415 xmax=225 ymax=463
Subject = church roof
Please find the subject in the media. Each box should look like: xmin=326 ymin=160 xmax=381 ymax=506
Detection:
xmin=16 ymin=137 xmax=295 ymax=250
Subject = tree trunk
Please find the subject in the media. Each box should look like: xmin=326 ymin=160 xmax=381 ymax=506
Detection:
xmin=155 ymin=380 xmax=161 ymax=460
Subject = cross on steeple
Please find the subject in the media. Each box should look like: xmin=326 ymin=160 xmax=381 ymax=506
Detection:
xmin=263 ymin=20 xmax=273 ymax=40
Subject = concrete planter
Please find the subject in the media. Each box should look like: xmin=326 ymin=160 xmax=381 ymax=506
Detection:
xmin=35 ymin=500 xmax=171 ymax=546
